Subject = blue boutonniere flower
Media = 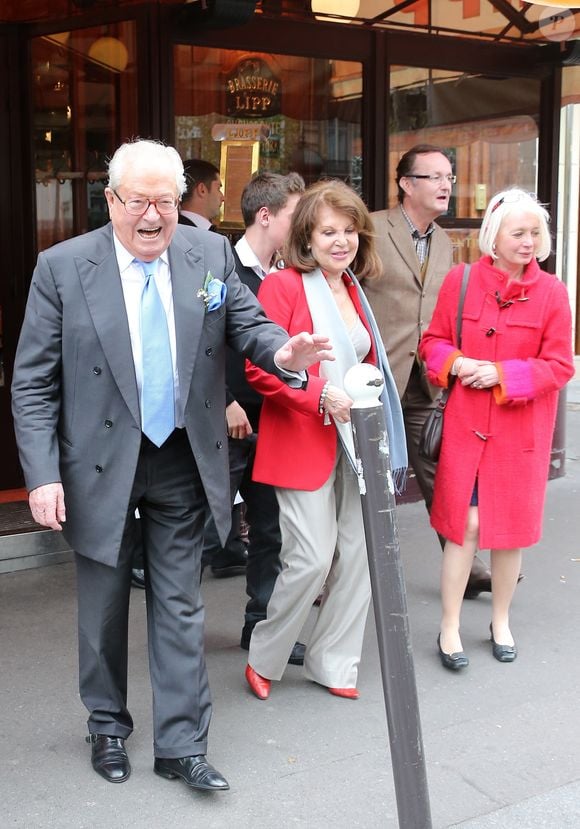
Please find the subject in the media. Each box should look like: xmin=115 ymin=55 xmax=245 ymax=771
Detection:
xmin=197 ymin=271 xmax=227 ymax=312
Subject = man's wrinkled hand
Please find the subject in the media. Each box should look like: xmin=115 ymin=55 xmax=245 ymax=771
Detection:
xmin=29 ymin=482 xmax=66 ymax=531
xmin=275 ymin=333 xmax=334 ymax=372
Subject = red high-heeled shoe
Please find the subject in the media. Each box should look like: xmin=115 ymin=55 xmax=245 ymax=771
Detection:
xmin=328 ymin=687 xmax=359 ymax=700
xmin=245 ymin=664 xmax=271 ymax=700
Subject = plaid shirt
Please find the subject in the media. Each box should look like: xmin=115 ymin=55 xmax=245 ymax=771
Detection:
xmin=400 ymin=205 xmax=435 ymax=267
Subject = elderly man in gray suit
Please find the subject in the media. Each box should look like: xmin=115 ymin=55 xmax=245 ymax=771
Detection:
xmin=363 ymin=144 xmax=491 ymax=595
xmin=11 ymin=140 xmax=331 ymax=793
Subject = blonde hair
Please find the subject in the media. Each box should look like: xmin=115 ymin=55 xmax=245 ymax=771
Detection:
xmin=285 ymin=179 xmax=381 ymax=281
xmin=479 ymin=188 xmax=551 ymax=262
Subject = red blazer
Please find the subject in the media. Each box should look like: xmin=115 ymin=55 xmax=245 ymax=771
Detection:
xmin=246 ymin=268 xmax=377 ymax=491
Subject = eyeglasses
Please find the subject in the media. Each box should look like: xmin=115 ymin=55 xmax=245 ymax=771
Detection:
xmin=407 ymin=174 xmax=456 ymax=185
xmin=490 ymin=191 xmax=537 ymax=213
xmin=112 ymin=190 xmax=179 ymax=216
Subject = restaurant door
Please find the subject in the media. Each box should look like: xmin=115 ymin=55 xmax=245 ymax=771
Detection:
xmin=0 ymin=8 xmax=563 ymax=542
xmin=1 ymin=18 xmax=142 ymax=493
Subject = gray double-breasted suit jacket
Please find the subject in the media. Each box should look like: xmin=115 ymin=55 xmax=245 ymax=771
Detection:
xmin=363 ymin=206 xmax=453 ymax=401
xmin=12 ymin=223 xmax=289 ymax=567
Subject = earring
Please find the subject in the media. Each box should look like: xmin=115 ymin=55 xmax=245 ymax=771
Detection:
xmin=491 ymin=243 xmax=498 ymax=259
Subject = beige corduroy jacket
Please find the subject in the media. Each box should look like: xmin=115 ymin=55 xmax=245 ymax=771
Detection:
xmin=363 ymin=205 xmax=453 ymax=401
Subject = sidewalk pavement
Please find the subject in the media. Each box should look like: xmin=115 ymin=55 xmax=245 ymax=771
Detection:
xmin=2 ymin=374 xmax=579 ymax=829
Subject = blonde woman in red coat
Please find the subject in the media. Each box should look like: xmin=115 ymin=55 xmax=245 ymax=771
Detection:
xmin=420 ymin=189 xmax=574 ymax=671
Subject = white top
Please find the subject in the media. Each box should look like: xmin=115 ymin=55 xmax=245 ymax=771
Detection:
xmin=349 ymin=315 xmax=372 ymax=363
xmin=180 ymin=209 xmax=212 ymax=230
xmin=234 ymin=234 xmax=268 ymax=279
xmin=113 ymin=233 xmax=184 ymax=428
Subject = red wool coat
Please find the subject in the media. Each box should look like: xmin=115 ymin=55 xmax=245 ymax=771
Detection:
xmin=419 ymin=256 xmax=574 ymax=549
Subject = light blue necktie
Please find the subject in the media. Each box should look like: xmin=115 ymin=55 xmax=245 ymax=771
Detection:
xmin=138 ymin=258 xmax=175 ymax=447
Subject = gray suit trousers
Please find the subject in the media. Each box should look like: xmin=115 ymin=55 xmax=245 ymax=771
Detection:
xmin=76 ymin=428 xmax=212 ymax=758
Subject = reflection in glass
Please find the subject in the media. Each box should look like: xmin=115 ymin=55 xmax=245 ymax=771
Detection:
xmin=388 ymin=66 xmax=541 ymax=221
xmin=32 ymin=22 xmax=138 ymax=252
xmin=173 ymin=46 xmax=363 ymax=229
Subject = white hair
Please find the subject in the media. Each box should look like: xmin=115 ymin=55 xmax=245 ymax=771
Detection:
xmin=479 ymin=188 xmax=552 ymax=262
xmin=107 ymin=139 xmax=186 ymax=196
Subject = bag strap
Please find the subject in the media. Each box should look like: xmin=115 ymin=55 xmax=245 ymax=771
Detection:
xmin=456 ymin=263 xmax=471 ymax=349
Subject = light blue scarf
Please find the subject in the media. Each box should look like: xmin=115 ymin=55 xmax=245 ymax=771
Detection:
xmin=302 ymin=268 xmax=407 ymax=490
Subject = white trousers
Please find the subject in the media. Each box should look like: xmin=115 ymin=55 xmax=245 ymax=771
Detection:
xmin=248 ymin=448 xmax=371 ymax=689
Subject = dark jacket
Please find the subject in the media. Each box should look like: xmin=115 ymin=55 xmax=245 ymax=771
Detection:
xmin=225 ymin=248 xmax=265 ymax=431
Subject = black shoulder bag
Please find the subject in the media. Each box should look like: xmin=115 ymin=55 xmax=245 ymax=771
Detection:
xmin=418 ymin=263 xmax=471 ymax=462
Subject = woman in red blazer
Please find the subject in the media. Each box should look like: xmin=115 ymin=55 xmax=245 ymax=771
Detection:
xmin=420 ymin=189 xmax=574 ymax=671
xmin=243 ymin=180 xmax=406 ymax=701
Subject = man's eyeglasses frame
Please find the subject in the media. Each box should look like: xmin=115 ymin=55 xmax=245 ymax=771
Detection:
xmin=406 ymin=173 xmax=457 ymax=185
xmin=112 ymin=190 xmax=180 ymax=216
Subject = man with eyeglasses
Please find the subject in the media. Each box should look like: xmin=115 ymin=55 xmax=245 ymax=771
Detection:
xmin=363 ymin=143 xmax=492 ymax=597
xmin=126 ymin=157 xmax=245 ymax=588
xmin=11 ymin=139 xmax=332 ymax=795
xmin=118 ymin=161 xmax=230 ymax=590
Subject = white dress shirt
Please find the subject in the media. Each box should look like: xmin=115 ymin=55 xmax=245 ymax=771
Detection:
xmin=233 ymin=234 xmax=306 ymax=388
xmin=112 ymin=233 xmax=184 ymax=428
xmin=234 ymin=234 xmax=269 ymax=279
xmin=179 ymin=209 xmax=212 ymax=230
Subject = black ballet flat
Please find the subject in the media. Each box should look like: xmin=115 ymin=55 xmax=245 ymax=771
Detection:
xmin=489 ymin=624 xmax=517 ymax=663
xmin=437 ymin=634 xmax=469 ymax=671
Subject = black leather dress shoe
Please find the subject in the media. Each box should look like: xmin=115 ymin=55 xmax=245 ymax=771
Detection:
xmin=463 ymin=571 xmax=491 ymax=600
xmin=240 ymin=633 xmax=305 ymax=666
xmin=154 ymin=755 xmax=229 ymax=791
xmin=131 ymin=568 xmax=146 ymax=589
xmin=287 ymin=641 xmax=306 ymax=666
xmin=437 ymin=634 xmax=469 ymax=671
xmin=211 ymin=551 xmax=247 ymax=578
xmin=211 ymin=563 xmax=247 ymax=578
xmin=86 ymin=734 xmax=131 ymax=783
xmin=465 ymin=572 xmax=524 ymax=600
xmin=490 ymin=624 xmax=517 ymax=663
